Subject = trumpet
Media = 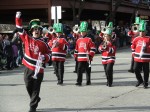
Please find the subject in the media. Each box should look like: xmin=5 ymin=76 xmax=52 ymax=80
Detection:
xmin=102 ymin=41 xmax=107 ymax=49
xmin=73 ymin=25 xmax=79 ymax=33
xmin=32 ymin=52 xmax=43 ymax=79
xmin=51 ymin=38 xmax=60 ymax=49
xmin=132 ymin=25 xmax=139 ymax=32
xmin=42 ymin=26 xmax=55 ymax=34
xmin=48 ymin=26 xmax=55 ymax=33
xmin=101 ymin=27 xmax=106 ymax=34
xmin=139 ymin=41 xmax=146 ymax=59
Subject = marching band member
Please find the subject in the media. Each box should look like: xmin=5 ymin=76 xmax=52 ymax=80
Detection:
xmin=128 ymin=17 xmax=140 ymax=73
xmin=99 ymin=22 xmax=117 ymax=46
xmin=72 ymin=25 xmax=81 ymax=73
xmin=15 ymin=12 xmax=51 ymax=112
xmin=74 ymin=21 xmax=96 ymax=86
xmin=48 ymin=23 xmax=69 ymax=85
xmin=98 ymin=23 xmax=116 ymax=87
xmin=131 ymin=20 xmax=150 ymax=89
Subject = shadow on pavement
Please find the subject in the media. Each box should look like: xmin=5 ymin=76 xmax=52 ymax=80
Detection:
xmin=0 ymin=83 xmax=24 ymax=86
xmin=37 ymin=106 xmax=150 ymax=112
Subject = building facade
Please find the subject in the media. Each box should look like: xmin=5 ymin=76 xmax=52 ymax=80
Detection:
xmin=0 ymin=0 xmax=149 ymax=26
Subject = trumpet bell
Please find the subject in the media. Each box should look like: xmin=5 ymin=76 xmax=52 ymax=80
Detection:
xmin=101 ymin=27 xmax=106 ymax=33
xmin=73 ymin=25 xmax=79 ymax=33
xmin=42 ymin=26 xmax=55 ymax=34
xmin=132 ymin=25 xmax=139 ymax=32
xmin=48 ymin=26 xmax=55 ymax=33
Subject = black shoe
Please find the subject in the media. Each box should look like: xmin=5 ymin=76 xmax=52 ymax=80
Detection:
xmin=106 ymin=83 xmax=108 ymax=86
xmin=73 ymin=71 xmax=77 ymax=73
xmin=108 ymin=84 xmax=112 ymax=87
xmin=57 ymin=81 xmax=63 ymax=85
xmin=128 ymin=69 xmax=134 ymax=73
xmin=135 ymin=81 xmax=143 ymax=87
xmin=75 ymin=83 xmax=82 ymax=86
xmin=38 ymin=97 xmax=41 ymax=103
xmin=143 ymin=83 xmax=148 ymax=89
xmin=29 ymin=108 xmax=36 ymax=112
xmin=86 ymin=82 xmax=91 ymax=85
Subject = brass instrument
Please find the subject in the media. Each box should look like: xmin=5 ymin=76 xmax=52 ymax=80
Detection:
xmin=102 ymin=41 xmax=107 ymax=49
xmin=48 ymin=26 xmax=55 ymax=33
xmin=102 ymin=35 xmax=109 ymax=49
xmin=42 ymin=26 xmax=55 ymax=34
xmin=73 ymin=25 xmax=79 ymax=33
xmin=132 ymin=25 xmax=139 ymax=32
xmin=51 ymin=38 xmax=60 ymax=49
xmin=139 ymin=41 xmax=146 ymax=59
xmin=32 ymin=52 xmax=43 ymax=79
xmin=101 ymin=27 xmax=106 ymax=34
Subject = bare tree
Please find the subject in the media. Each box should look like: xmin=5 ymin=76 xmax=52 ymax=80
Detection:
xmin=68 ymin=0 xmax=86 ymax=25
xmin=129 ymin=0 xmax=142 ymax=27
xmin=107 ymin=0 xmax=123 ymax=25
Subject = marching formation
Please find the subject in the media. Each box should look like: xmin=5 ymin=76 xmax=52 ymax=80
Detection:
xmin=14 ymin=11 xmax=150 ymax=112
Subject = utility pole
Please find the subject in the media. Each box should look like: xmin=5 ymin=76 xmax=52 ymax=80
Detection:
xmin=48 ymin=0 xmax=52 ymax=25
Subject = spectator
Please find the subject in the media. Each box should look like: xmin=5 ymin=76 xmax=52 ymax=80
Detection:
xmin=3 ymin=34 xmax=13 ymax=70
xmin=12 ymin=43 xmax=18 ymax=68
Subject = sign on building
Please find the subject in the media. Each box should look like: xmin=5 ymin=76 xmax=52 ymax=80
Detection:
xmin=0 ymin=24 xmax=16 ymax=33
xmin=92 ymin=20 xmax=100 ymax=31
xmin=51 ymin=6 xmax=62 ymax=23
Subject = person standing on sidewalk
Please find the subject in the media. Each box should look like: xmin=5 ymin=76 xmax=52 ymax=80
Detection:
xmin=98 ymin=22 xmax=116 ymax=87
xmin=48 ymin=23 xmax=69 ymax=85
xmin=15 ymin=12 xmax=51 ymax=112
xmin=74 ymin=21 xmax=96 ymax=86
xmin=131 ymin=20 xmax=150 ymax=89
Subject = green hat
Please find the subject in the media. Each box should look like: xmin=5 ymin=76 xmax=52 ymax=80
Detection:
xmin=53 ymin=23 xmax=63 ymax=33
xmin=134 ymin=17 xmax=140 ymax=25
xmin=139 ymin=20 xmax=146 ymax=32
xmin=79 ymin=21 xmax=88 ymax=32
xmin=29 ymin=19 xmax=41 ymax=30
xmin=107 ymin=22 xmax=113 ymax=28
xmin=104 ymin=28 xmax=112 ymax=35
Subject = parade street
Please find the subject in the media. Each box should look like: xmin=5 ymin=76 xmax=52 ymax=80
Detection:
xmin=0 ymin=47 xmax=150 ymax=112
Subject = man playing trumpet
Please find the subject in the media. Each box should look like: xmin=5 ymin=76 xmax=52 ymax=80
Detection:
xmin=131 ymin=20 xmax=150 ymax=89
xmin=74 ymin=21 xmax=96 ymax=86
xmin=48 ymin=23 xmax=69 ymax=85
xmin=15 ymin=12 xmax=51 ymax=112
xmin=128 ymin=17 xmax=140 ymax=73
xmin=99 ymin=22 xmax=116 ymax=87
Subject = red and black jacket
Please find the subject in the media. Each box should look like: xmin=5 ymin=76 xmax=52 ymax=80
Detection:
xmin=16 ymin=16 xmax=51 ymax=73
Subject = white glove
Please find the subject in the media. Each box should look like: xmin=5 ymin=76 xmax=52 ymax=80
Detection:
xmin=40 ymin=55 xmax=45 ymax=61
xmin=42 ymin=27 xmax=48 ymax=34
xmin=16 ymin=11 xmax=21 ymax=18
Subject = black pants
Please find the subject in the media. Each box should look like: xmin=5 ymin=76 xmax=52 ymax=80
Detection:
xmin=77 ymin=61 xmax=91 ymax=84
xmin=134 ymin=62 xmax=149 ymax=84
xmin=129 ymin=56 xmax=134 ymax=70
xmin=103 ymin=63 xmax=114 ymax=85
xmin=75 ymin=59 xmax=78 ymax=72
xmin=53 ymin=61 xmax=64 ymax=83
xmin=24 ymin=67 xmax=43 ymax=109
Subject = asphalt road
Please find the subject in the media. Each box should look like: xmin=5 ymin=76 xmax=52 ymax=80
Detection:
xmin=0 ymin=47 xmax=150 ymax=112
